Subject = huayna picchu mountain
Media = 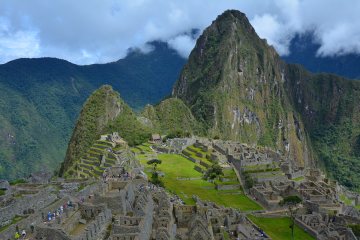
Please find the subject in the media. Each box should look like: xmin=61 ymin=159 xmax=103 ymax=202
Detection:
xmin=170 ymin=10 xmax=360 ymax=190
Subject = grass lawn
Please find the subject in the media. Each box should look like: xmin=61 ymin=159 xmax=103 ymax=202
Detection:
xmin=137 ymin=145 xmax=152 ymax=152
xmin=139 ymin=153 xmax=262 ymax=211
xmin=214 ymin=179 xmax=240 ymax=185
xmin=340 ymin=194 xmax=353 ymax=205
xmin=248 ymin=216 xmax=316 ymax=240
xmin=223 ymin=170 xmax=236 ymax=175
xmin=293 ymin=176 xmax=304 ymax=181
xmin=130 ymin=147 xmax=141 ymax=153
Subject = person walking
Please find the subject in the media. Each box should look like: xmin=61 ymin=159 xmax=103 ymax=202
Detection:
xmin=21 ymin=230 xmax=26 ymax=240
xmin=15 ymin=232 xmax=19 ymax=239
xmin=30 ymin=223 xmax=34 ymax=233
xmin=118 ymin=187 xmax=121 ymax=193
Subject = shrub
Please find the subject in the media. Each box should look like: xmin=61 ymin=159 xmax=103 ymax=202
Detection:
xmin=9 ymin=179 xmax=26 ymax=185
xmin=245 ymin=178 xmax=254 ymax=189
xmin=0 ymin=190 xmax=5 ymax=196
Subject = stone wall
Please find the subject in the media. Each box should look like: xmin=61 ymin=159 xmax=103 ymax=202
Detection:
xmin=0 ymin=186 xmax=58 ymax=222
xmin=293 ymin=217 xmax=319 ymax=239
xmin=248 ymin=171 xmax=282 ymax=177
xmin=178 ymin=177 xmax=202 ymax=181
xmin=219 ymin=176 xmax=238 ymax=182
xmin=0 ymin=197 xmax=70 ymax=240
xmin=286 ymin=169 xmax=307 ymax=180
xmin=339 ymin=214 xmax=360 ymax=225
xmin=194 ymin=165 xmax=206 ymax=173
xmin=253 ymin=175 xmax=288 ymax=183
xmin=215 ymin=184 xmax=240 ymax=190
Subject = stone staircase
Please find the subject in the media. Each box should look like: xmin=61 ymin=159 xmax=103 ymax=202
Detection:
xmin=76 ymin=140 xmax=119 ymax=179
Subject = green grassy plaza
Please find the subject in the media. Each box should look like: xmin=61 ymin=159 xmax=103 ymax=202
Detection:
xmin=136 ymin=147 xmax=263 ymax=211
xmin=248 ymin=216 xmax=316 ymax=240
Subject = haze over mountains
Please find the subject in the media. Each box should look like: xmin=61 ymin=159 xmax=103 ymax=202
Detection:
xmin=1 ymin=9 xmax=360 ymax=190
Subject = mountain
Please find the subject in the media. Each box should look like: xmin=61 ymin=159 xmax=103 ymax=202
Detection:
xmin=282 ymin=32 xmax=360 ymax=80
xmin=170 ymin=10 xmax=360 ymax=191
xmin=141 ymin=98 xmax=199 ymax=135
xmin=0 ymin=41 xmax=186 ymax=180
xmin=58 ymin=85 xmax=153 ymax=177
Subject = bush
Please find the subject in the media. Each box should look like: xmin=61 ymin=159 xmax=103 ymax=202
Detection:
xmin=0 ymin=190 xmax=5 ymax=195
xmin=245 ymin=178 xmax=254 ymax=189
xmin=348 ymin=225 xmax=360 ymax=236
xmin=9 ymin=179 xmax=26 ymax=185
xmin=151 ymin=172 xmax=164 ymax=187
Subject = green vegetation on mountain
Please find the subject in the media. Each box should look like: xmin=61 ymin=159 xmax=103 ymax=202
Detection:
xmin=171 ymin=10 xmax=313 ymax=166
xmin=141 ymin=98 xmax=199 ymax=135
xmin=58 ymin=85 xmax=154 ymax=176
xmin=0 ymin=41 xmax=185 ymax=180
xmin=169 ymin=10 xmax=360 ymax=191
xmin=58 ymin=85 xmax=122 ymax=176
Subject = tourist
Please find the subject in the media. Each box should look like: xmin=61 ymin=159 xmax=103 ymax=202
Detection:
xmin=15 ymin=232 xmax=19 ymax=239
xmin=31 ymin=223 xmax=34 ymax=233
xmin=52 ymin=215 xmax=55 ymax=221
xmin=22 ymin=230 xmax=26 ymax=239
xmin=119 ymin=187 xmax=121 ymax=193
xmin=47 ymin=212 xmax=51 ymax=219
xmin=48 ymin=216 xmax=51 ymax=221
xmin=89 ymin=195 xmax=91 ymax=200
xmin=81 ymin=198 xmax=84 ymax=202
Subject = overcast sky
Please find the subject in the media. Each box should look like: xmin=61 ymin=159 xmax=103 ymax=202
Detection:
xmin=0 ymin=0 xmax=359 ymax=65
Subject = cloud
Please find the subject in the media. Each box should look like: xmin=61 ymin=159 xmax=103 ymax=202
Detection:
xmin=0 ymin=0 xmax=359 ymax=64
xmin=168 ymin=34 xmax=198 ymax=58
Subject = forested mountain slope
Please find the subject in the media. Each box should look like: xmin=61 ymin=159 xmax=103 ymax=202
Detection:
xmin=170 ymin=10 xmax=360 ymax=191
xmin=0 ymin=41 xmax=185 ymax=180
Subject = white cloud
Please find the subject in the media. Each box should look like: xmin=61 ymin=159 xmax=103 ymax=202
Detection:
xmin=0 ymin=0 xmax=359 ymax=64
xmin=168 ymin=35 xmax=197 ymax=58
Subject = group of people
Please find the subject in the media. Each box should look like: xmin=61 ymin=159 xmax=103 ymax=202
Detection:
xmin=252 ymin=226 xmax=267 ymax=238
xmin=14 ymin=229 xmax=27 ymax=239
xmin=169 ymin=190 xmax=186 ymax=205
xmin=103 ymin=172 xmax=133 ymax=183
xmin=44 ymin=201 xmax=73 ymax=224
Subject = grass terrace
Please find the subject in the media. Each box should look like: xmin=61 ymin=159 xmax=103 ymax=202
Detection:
xmin=183 ymin=149 xmax=213 ymax=166
xmin=130 ymin=147 xmax=141 ymax=153
xmin=223 ymin=170 xmax=236 ymax=175
xmin=213 ymin=179 xmax=240 ymax=186
xmin=256 ymin=174 xmax=284 ymax=178
xmin=293 ymin=176 xmax=304 ymax=181
xmin=248 ymin=216 xmax=316 ymax=240
xmin=138 ymin=153 xmax=262 ymax=211
xmin=188 ymin=145 xmax=212 ymax=156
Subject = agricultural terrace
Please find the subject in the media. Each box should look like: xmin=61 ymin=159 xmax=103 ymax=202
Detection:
xmin=135 ymin=144 xmax=263 ymax=211
xmin=248 ymin=216 xmax=316 ymax=240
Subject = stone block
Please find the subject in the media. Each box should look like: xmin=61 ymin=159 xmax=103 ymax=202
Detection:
xmin=79 ymin=219 xmax=87 ymax=224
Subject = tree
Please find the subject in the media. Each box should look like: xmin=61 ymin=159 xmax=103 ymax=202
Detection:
xmin=245 ymin=178 xmax=254 ymax=189
xmin=278 ymin=195 xmax=302 ymax=237
xmin=206 ymin=164 xmax=223 ymax=179
xmin=147 ymin=159 xmax=162 ymax=171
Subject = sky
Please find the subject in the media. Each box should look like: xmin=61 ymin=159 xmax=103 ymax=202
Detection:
xmin=0 ymin=0 xmax=359 ymax=65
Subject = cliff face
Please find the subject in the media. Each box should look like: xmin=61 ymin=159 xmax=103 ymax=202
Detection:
xmin=171 ymin=10 xmax=314 ymax=167
xmin=59 ymin=85 xmax=123 ymax=176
